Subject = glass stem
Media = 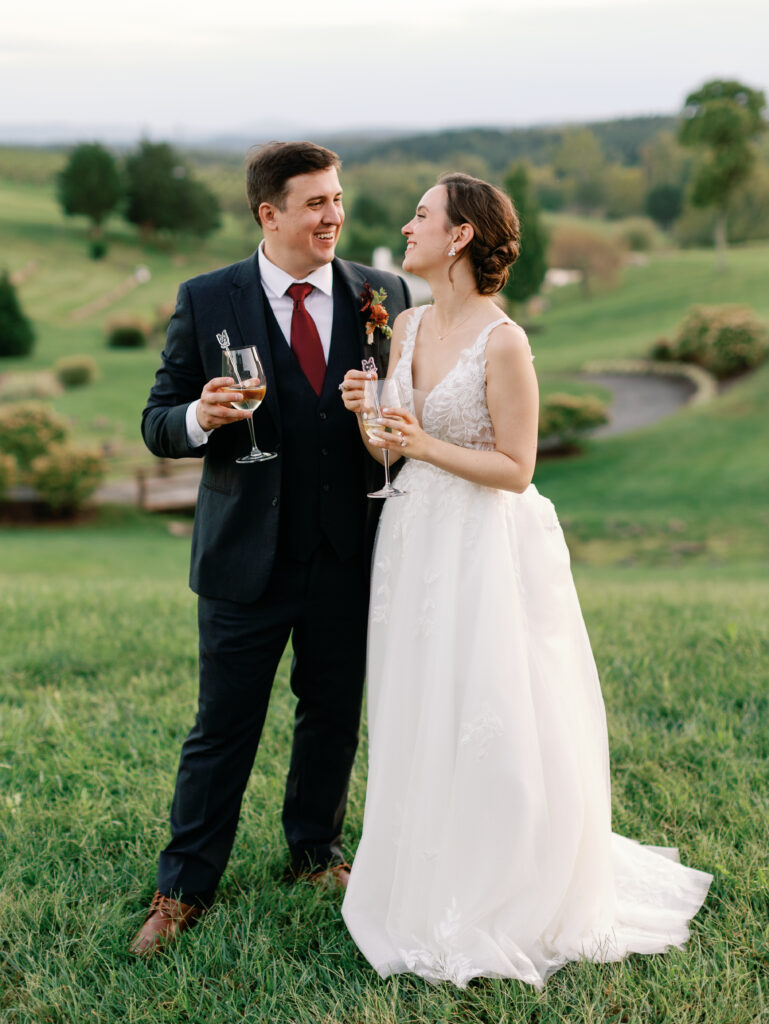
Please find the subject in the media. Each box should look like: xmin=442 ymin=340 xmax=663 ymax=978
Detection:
xmin=383 ymin=448 xmax=391 ymax=487
xmin=246 ymin=416 xmax=259 ymax=453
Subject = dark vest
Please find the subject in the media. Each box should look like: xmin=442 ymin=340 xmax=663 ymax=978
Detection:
xmin=265 ymin=270 xmax=368 ymax=561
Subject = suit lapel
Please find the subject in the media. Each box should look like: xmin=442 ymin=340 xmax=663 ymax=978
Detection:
xmin=333 ymin=258 xmax=372 ymax=364
xmin=229 ymin=254 xmax=281 ymax=435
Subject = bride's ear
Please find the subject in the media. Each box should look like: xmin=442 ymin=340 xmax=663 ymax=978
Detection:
xmin=452 ymin=222 xmax=474 ymax=255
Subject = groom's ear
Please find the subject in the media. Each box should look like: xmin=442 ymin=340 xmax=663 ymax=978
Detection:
xmin=259 ymin=202 xmax=278 ymax=231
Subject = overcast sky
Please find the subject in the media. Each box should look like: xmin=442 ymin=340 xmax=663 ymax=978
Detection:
xmin=3 ymin=0 xmax=768 ymax=141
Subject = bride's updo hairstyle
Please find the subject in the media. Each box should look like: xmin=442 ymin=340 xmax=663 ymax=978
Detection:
xmin=439 ymin=173 xmax=521 ymax=295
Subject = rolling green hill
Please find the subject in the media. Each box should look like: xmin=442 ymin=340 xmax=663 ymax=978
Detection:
xmin=1 ymin=174 xmax=768 ymax=564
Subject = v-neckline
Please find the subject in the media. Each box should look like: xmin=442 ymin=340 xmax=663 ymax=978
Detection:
xmin=409 ymin=307 xmax=480 ymax=405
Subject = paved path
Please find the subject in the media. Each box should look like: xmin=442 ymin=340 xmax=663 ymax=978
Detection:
xmin=579 ymin=372 xmax=697 ymax=438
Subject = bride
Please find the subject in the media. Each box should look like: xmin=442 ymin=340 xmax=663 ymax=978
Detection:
xmin=339 ymin=173 xmax=711 ymax=989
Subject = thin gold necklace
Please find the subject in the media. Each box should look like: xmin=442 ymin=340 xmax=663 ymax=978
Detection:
xmin=434 ymin=309 xmax=474 ymax=341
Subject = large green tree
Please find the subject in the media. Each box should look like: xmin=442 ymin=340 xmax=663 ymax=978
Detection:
xmin=124 ymin=141 xmax=221 ymax=239
xmin=678 ymin=79 xmax=767 ymax=268
xmin=503 ymin=164 xmax=548 ymax=311
xmin=57 ymin=142 xmax=122 ymax=242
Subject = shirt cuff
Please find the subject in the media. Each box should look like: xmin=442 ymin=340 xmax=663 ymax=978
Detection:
xmin=186 ymin=400 xmax=213 ymax=447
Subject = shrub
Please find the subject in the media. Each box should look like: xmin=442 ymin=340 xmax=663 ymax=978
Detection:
xmin=0 ymin=271 xmax=36 ymax=357
xmin=89 ymin=239 xmax=108 ymax=260
xmin=614 ymin=217 xmax=661 ymax=252
xmin=54 ymin=355 xmax=99 ymax=389
xmin=106 ymin=317 xmax=148 ymax=348
xmin=0 ymin=402 xmax=69 ymax=468
xmin=656 ymin=306 xmax=768 ymax=379
xmin=28 ymin=444 xmax=106 ymax=513
xmin=0 ymin=451 xmax=16 ymax=498
xmin=539 ymin=393 xmax=609 ymax=448
xmin=0 ymin=371 xmax=61 ymax=403
xmin=650 ymin=338 xmax=674 ymax=361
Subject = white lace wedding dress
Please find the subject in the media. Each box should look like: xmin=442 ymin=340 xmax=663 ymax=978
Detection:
xmin=341 ymin=306 xmax=711 ymax=989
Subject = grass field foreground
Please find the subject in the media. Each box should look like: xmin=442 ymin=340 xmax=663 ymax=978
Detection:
xmin=1 ymin=531 xmax=768 ymax=1022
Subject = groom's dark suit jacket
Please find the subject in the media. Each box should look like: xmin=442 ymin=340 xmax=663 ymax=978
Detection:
xmin=142 ymin=252 xmax=411 ymax=603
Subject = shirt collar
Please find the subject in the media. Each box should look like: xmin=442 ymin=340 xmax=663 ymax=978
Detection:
xmin=258 ymin=240 xmax=334 ymax=298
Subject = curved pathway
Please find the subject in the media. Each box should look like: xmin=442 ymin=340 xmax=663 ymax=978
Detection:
xmin=578 ymin=371 xmax=697 ymax=438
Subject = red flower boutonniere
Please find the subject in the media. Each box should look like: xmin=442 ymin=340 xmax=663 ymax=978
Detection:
xmin=359 ymin=283 xmax=393 ymax=343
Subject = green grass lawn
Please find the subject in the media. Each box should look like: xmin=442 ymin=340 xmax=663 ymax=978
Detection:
xmin=1 ymin=525 xmax=767 ymax=1023
xmin=1 ymin=174 xmax=768 ymax=1022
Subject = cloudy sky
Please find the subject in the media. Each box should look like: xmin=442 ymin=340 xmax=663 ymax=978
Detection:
xmin=3 ymin=0 xmax=768 ymax=141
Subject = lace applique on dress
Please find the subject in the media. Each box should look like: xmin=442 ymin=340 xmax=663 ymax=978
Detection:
xmin=459 ymin=703 xmax=505 ymax=760
xmin=391 ymin=305 xmax=530 ymax=452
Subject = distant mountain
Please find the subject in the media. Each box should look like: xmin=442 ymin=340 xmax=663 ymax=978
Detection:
xmin=337 ymin=116 xmax=678 ymax=169
xmin=0 ymin=115 xmax=677 ymax=169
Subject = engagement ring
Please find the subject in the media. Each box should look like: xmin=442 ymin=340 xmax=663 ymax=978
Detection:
xmin=400 ymin=437 xmax=407 ymax=447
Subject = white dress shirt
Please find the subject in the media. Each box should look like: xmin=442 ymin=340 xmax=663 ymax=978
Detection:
xmin=186 ymin=241 xmax=335 ymax=447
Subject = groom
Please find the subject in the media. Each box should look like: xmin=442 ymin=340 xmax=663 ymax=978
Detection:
xmin=131 ymin=141 xmax=411 ymax=955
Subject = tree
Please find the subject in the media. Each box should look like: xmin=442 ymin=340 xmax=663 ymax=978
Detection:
xmin=503 ymin=164 xmax=547 ymax=310
xmin=645 ymin=184 xmax=683 ymax=228
xmin=640 ymin=130 xmax=689 ymax=189
xmin=0 ymin=272 xmax=35 ymax=357
xmin=603 ymin=165 xmax=645 ymax=219
xmin=552 ymin=128 xmax=607 ymax=211
xmin=124 ymin=141 xmax=221 ymax=239
xmin=57 ymin=142 xmax=123 ymax=247
xmin=678 ymin=79 xmax=767 ymax=269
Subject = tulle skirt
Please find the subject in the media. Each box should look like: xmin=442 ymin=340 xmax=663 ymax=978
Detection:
xmin=342 ymin=460 xmax=711 ymax=988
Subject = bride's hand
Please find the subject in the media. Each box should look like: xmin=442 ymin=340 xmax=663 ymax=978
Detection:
xmin=371 ymin=407 xmax=430 ymax=460
xmin=340 ymin=369 xmax=375 ymax=413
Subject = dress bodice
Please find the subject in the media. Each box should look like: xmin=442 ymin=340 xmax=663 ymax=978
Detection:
xmin=391 ymin=305 xmax=527 ymax=451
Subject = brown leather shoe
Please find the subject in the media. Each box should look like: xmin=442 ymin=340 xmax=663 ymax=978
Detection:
xmin=306 ymin=862 xmax=351 ymax=892
xmin=129 ymin=890 xmax=204 ymax=957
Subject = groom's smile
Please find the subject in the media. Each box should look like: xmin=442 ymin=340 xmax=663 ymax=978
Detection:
xmin=260 ymin=166 xmax=345 ymax=279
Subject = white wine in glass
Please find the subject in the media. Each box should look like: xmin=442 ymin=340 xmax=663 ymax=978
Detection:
xmin=221 ymin=347 xmax=276 ymax=464
xmin=361 ymin=378 xmax=406 ymax=498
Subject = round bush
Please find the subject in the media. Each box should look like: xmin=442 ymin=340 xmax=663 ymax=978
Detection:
xmin=0 ymin=402 xmax=69 ymax=469
xmin=662 ymin=306 xmax=768 ymax=380
xmin=614 ymin=217 xmax=660 ymax=253
xmin=106 ymin=318 xmax=148 ymax=348
xmin=89 ymin=239 xmax=108 ymax=260
xmin=0 ymin=371 xmax=61 ymax=403
xmin=54 ymin=355 xmax=99 ymax=389
xmin=650 ymin=338 xmax=674 ymax=361
xmin=28 ymin=444 xmax=106 ymax=513
xmin=539 ymin=393 xmax=608 ymax=447
xmin=0 ymin=451 xmax=16 ymax=499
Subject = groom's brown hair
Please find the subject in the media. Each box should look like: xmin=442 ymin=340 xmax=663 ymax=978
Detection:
xmin=246 ymin=141 xmax=341 ymax=225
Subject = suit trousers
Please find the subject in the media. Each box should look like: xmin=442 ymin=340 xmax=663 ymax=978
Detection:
xmin=156 ymin=540 xmax=369 ymax=904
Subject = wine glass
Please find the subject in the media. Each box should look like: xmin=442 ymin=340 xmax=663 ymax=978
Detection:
xmin=220 ymin=346 xmax=277 ymax=464
xmin=361 ymin=378 xmax=407 ymax=498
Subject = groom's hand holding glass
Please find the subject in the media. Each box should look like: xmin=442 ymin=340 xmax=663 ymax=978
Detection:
xmin=195 ymin=377 xmax=254 ymax=431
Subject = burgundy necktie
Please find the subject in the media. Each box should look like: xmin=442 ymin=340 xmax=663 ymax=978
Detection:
xmin=286 ymin=283 xmax=326 ymax=396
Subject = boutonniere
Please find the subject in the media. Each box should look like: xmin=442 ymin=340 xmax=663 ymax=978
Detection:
xmin=359 ymin=283 xmax=393 ymax=343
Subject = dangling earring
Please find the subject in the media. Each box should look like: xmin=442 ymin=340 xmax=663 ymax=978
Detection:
xmin=448 ymin=246 xmax=456 ymax=257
